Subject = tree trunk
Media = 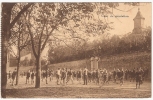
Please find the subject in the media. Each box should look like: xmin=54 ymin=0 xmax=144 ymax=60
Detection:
xmin=35 ymin=56 xmax=41 ymax=88
xmin=1 ymin=39 xmax=8 ymax=98
xmin=16 ymin=52 xmax=21 ymax=85
xmin=1 ymin=4 xmax=13 ymax=98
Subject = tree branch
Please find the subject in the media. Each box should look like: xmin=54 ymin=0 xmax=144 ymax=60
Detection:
xmin=27 ymin=24 xmax=38 ymax=58
xmin=9 ymin=3 xmax=34 ymax=30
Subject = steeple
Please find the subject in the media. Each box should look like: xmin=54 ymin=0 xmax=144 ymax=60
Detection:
xmin=133 ymin=8 xmax=145 ymax=34
xmin=133 ymin=8 xmax=145 ymax=20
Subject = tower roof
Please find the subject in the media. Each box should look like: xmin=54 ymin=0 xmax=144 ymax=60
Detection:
xmin=133 ymin=8 xmax=145 ymax=20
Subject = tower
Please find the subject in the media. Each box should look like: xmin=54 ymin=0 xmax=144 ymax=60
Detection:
xmin=133 ymin=8 xmax=145 ymax=34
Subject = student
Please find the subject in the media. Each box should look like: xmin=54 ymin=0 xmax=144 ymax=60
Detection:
xmin=120 ymin=68 xmax=124 ymax=86
xmin=42 ymin=70 xmax=46 ymax=82
xmin=92 ymin=70 xmax=96 ymax=83
xmin=83 ymin=67 xmax=88 ymax=85
xmin=48 ymin=69 xmax=53 ymax=81
xmin=77 ymin=69 xmax=82 ymax=84
xmin=103 ymin=69 xmax=108 ymax=84
xmin=61 ymin=68 xmax=66 ymax=85
xmin=67 ymin=69 xmax=73 ymax=84
xmin=26 ymin=70 xmax=31 ymax=84
xmin=31 ymin=70 xmax=35 ymax=84
xmin=95 ymin=69 xmax=100 ymax=85
xmin=12 ymin=69 xmax=17 ymax=86
xmin=116 ymin=69 xmax=121 ymax=83
xmin=56 ymin=68 xmax=61 ymax=85
xmin=135 ymin=68 xmax=143 ymax=89
xmin=106 ymin=72 xmax=112 ymax=84
xmin=8 ymin=71 xmax=12 ymax=83
xmin=88 ymin=70 xmax=92 ymax=83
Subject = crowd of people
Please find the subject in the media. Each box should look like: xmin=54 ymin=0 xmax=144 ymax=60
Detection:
xmin=7 ymin=66 xmax=149 ymax=89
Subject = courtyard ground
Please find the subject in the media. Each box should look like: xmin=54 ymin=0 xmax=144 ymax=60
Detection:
xmin=6 ymin=76 xmax=151 ymax=98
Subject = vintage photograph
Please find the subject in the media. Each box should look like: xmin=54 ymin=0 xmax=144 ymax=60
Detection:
xmin=1 ymin=2 xmax=151 ymax=98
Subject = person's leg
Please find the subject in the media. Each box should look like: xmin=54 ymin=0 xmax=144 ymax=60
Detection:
xmin=85 ymin=75 xmax=87 ymax=85
xmin=83 ymin=76 xmax=85 ymax=85
xmin=12 ymin=79 xmax=14 ymax=86
xmin=50 ymin=76 xmax=51 ymax=81
xmin=138 ymin=80 xmax=141 ymax=88
xmin=71 ymin=76 xmax=73 ymax=84
xmin=57 ymin=75 xmax=59 ymax=85
xmin=26 ymin=77 xmax=27 ymax=84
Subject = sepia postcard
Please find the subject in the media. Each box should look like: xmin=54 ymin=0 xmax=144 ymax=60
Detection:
xmin=1 ymin=2 xmax=152 ymax=98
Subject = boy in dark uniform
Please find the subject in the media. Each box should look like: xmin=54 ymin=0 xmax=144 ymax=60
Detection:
xmin=83 ymin=67 xmax=88 ymax=85
xmin=8 ymin=71 xmax=12 ymax=83
xmin=61 ymin=68 xmax=66 ymax=85
xmin=77 ymin=69 xmax=82 ymax=84
xmin=26 ymin=70 xmax=31 ymax=84
xmin=95 ymin=69 xmax=100 ymax=85
xmin=12 ymin=69 xmax=17 ymax=86
xmin=135 ymin=68 xmax=143 ymax=89
xmin=120 ymin=68 xmax=124 ymax=86
xmin=88 ymin=70 xmax=92 ymax=83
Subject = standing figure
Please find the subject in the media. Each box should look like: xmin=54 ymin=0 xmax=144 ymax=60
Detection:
xmin=66 ymin=69 xmax=73 ymax=84
xmin=83 ymin=67 xmax=88 ymax=85
xmin=103 ymin=69 xmax=108 ymax=85
xmin=77 ymin=69 xmax=82 ymax=84
xmin=92 ymin=70 xmax=96 ymax=83
xmin=116 ymin=69 xmax=121 ymax=83
xmin=135 ymin=68 xmax=143 ymax=89
xmin=12 ymin=69 xmax=17 ymax=86
xmin=95 ymin=69 xmax=100 ymax=85
xmin=8 ymin=71 xmax=12 ymax=83
xmin=88 ymin=70 xmax=92 ymax=83
xmin=26 ymin=70 xmax=31 ymax=84
xmin=61 ymin=68 xmax=66 ymax=85
xmin=106 ymin=71 xmax=112 ymax=84
xmin=56 ymin=68 xmax=61 ymax=85
xmin=120 ymin=68 xmax=124 ymax=86
xmin=42 ymin=70 xmax=46 ymax=82
xmin=31 ymin=70 xmax=35 ymax=84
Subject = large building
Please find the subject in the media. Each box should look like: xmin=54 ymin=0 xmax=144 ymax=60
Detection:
xmin=133 ymin=8 xmax=145 ymax=34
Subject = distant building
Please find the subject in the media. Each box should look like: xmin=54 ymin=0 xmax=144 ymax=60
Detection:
xmin=133 ymin=8 xmax=145 ymax=34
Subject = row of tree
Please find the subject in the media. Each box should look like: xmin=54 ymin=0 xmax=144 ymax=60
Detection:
xmin=48 ymin=27 xmax=151 ymax=63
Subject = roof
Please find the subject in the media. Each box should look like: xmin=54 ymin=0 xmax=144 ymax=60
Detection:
xmin=133 ymin=8 xmax=145 ymax=20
